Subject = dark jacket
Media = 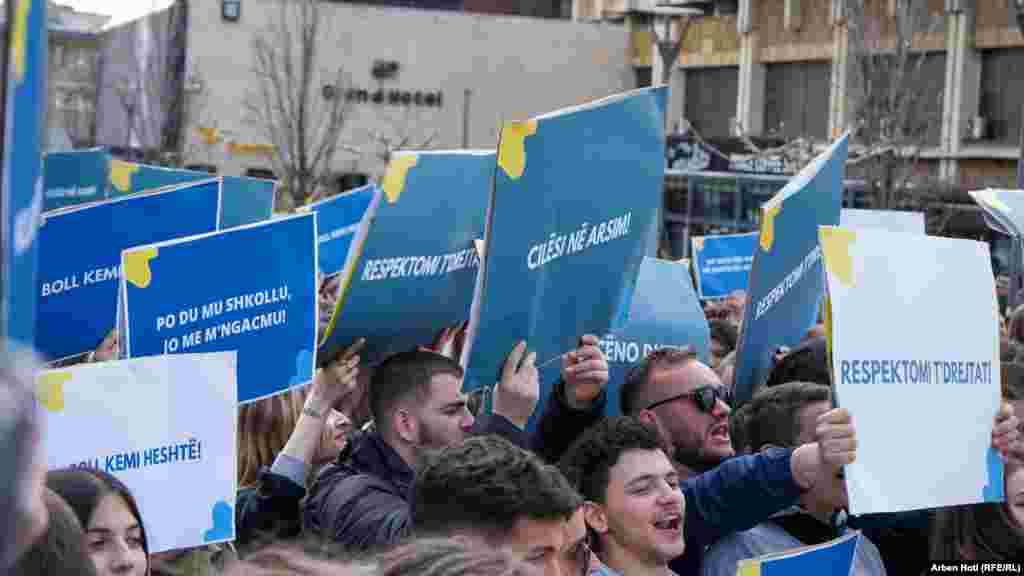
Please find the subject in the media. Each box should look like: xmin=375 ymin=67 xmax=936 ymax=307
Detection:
xmin=670 ymin=447 xmax=803 ymax=575
xmin=235 ymin=468 xmax=307 ymax=554
xmin=301 ymin=411 xmax=530 ymax=551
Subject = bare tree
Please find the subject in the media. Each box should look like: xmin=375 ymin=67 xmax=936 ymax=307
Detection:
xmin=244 ymin=0 xmax=355 ymax=207
xmin=843 ymin=0 xmax=944 ymax=211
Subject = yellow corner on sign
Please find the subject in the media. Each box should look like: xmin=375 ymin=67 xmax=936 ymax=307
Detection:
xmin=497 ymin=119 xmax=538 ymax=180
xmin=736 ymin=560 xmax=762 ymax=576
xmin=123 ymin=247 xmax=159 ymax=289
xmin=109 ymin=159 xmax=140 ymax=193
xmin=382 ymin=154 xmax=419 ymax=204
xmin=692 ymin=237 xmax=705 ymax=251
xmin=759 ymin=204 xmax=781 ymax=252
xmin=12 ymin=0 xmax=29 ymax=83
xmin=36 ymin=371 xmax=72 ymax=413
xmin=819 ymin=226 xmax=857 ymax=287
xmin=979 ymin=190 xmax=1012 ymax=213
xmin=823 ymin=296 xmax=834 ymax=359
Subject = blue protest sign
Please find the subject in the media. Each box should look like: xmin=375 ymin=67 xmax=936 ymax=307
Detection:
xmin=691 ymin=233 xmax=757 ymax=300
xmin=463 ymin=88 xmax=666 ymax=391
xmin=43 ymin=148 xmax=109 ymax=212
xmin=304 ymin=183 xmax=376 ymax=276
xmin=1 ymin=0 xmax=47 ymax=348
xmin=320 ymin=151 xmax=492 ymax=367
xmin=35 ymin=179 xmax=222 ymax=362
xmin=531 ymin=257 xmax=710 ymax=430
xmin=121 ymin=213 xmax=317 ymax=403
xmin=219 ymin=176 xmax=276 ymax=230
xmin=733 ymin=133 xmax=849 ymax=405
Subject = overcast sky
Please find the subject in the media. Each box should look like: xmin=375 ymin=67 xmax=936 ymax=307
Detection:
xmin=58 ymin=0 xmax=175 ymax=28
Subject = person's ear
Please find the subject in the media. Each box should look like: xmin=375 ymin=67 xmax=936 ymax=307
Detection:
xmin=393 ymin=407 xmax=418 ymax=444
xmin=583 ymin=501 xmax=609 ymax=535
xmin=638 ymin=410 xmax=673 ymax=454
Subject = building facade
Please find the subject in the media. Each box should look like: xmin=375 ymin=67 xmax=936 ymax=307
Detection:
xmin=93 ymin=0 xmax=636 ymax=194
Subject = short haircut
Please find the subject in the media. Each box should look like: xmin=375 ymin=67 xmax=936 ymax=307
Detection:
xmin=11 ymin=489 xmax=97 ymax=576
xmin=620 ymin=347 xmax=697 ymax=415
xmin=728 ymin=402 xmax=753 ymax=454
xmin=709 ymin=320 xmax=738 ymax=353
xmin=744 ymin=382 xmax=831 ymax=451
xmin=412 ymin=435 xmax=582 ymax=540
xmin=558 ymin=416 xmax=663 ymax=504
xmin=763 ymin=336 xmax=831 ymax=389
xmin=370 ymin=350 xmax=464 ymax=429
xmin=46 ymin=467 xmax=149 ymax=563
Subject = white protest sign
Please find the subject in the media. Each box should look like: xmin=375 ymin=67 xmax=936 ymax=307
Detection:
xmin=820 ymin=226 xmax=1001 ymax=514
xmin=840 ymin=209 xmax=925 ymax=234
xmin=39 ymin=352 xmax=238 ymax=552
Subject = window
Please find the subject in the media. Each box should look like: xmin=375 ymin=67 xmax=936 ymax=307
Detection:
xmin=684 ymin=68 xmax=739 ymax=139
xmin=222 ymin=0 xmax=241 ymax=22
xmin=764 ymin=62 xmax=830 ymax=140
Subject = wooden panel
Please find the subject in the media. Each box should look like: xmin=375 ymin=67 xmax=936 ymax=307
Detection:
xmin=759 ymin=0 xmax=832 ymax=47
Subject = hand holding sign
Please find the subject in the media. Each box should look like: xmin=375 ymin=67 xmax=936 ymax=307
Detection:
xmin=494 ymin=341 xmax=540 ymax=430
xmin=309 ymin=339 xmax=365 ymax=417
xmin=561 ymin=335 xmax=609 ymax=410
xmin=90 ymin=329 xmax=119 ymax=363
xmin=792 ymin=407 xmax=857 ymax=492
xmin=994 ymin=402 xmax=1022 ymax=465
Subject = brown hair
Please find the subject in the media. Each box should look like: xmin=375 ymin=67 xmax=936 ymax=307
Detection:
xmin=237 ymin=388 xmax=307 ymax=488
xmin=11 ymin=489 xmax=97 ymax=576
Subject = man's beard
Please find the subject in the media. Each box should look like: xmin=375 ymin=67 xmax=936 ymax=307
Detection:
xmin=671 ymin=428 xmax=726 ymax=474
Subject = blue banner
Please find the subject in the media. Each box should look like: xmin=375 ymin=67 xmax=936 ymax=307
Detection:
xmin=121 ymin=214 xmax=317 ymax=403
xmin=221 ymin=176 xmax=276 ymax=230
xmin=1 ymin=0 xmax=47 ymax=348
xmin=43 ymin=148 xmax=108 ymax=211
xmin=35 ymin=180 xmax=222 ymax=361
xmin=304 ymin=184 xmax=376 ymax=276
xmin=463 ymin=88 xmax=666 ymax=391
xmin=733 ymin=133 xmax=849 ymax=405
xmin=691 ymin=232 xmax=756 ymax=300
xmin=532 ymin=257 xmax=710 ymax=430
xmin=320 ymin=151 xmax=493 ymax=367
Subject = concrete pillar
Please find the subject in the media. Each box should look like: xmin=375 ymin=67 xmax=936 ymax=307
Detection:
xmin=735 ymin=0 xmax=764 ymax=136
xmin=940 ymin=4 xmax=980 ymax=185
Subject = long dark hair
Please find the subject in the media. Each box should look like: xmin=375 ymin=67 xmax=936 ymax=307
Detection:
xmin=46 ymin=467 xmax=150 ymax=567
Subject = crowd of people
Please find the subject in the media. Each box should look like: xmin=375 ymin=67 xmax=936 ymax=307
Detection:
xmin=5 ymin=277 xmax=1024 ymax=576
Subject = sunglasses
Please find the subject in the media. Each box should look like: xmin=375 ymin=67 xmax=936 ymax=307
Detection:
xmin=645 ymin=385 xmax=733 ymax=413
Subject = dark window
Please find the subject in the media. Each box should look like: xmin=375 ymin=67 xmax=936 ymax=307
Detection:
xmin=764 ymin=62 xmax=830 ymax=140
xmin=244 ymin=168 xmax=276 ymax=180
xmin=335 ymin=173 xmax=370 ymax=193
xmin=981 ymin=48 xmax=1024 ymax=144
xmin=684 ymin=67 xmax=739 ymax=139
xmin=185 ymin=164 xmax=218 ymax=174
xmin=635 ymin=66 xmax=653 ymax=89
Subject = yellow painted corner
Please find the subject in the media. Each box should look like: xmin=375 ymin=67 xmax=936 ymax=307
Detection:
xmin=36 ymin=371 xmax=72 ymax=413
xmin=977 ymin=190 xmax=1012 ymax=213
xmin=123 ymin=247 xmax=159 ymax=289
xmin=109 ymin=159 xmax=140 ymax=193
xmin=693 ymin=237 xmax=705 ymax=251
xmin=736 ymin=559 xmax=761 ymax=576
xmin=819 ymin=226 xmax=857 ymax=287
xmin=759 ymin=204 xmax=782 ymax=252
xmin=497 ymin=119 xmax=539 ymax=180
xmin=382 ymin=154 xmax=419 ymax=204
xmin=474 ymin=239 xmax=485 ymax=259
xmin=13 ymin=0 xmax=29 ymax=82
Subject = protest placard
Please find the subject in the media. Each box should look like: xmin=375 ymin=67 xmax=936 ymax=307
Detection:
xmin=970 ymin=189 xmax=1024 ymax=238
xmin=43 ymin=148 xmax=108 ymax=212
xmin=302 ymin=183 xmax=376 ymax=276
xmin=821 ymin=225 xmax=1001 ymax=514
xmin=36 ymin=179 xmax=222 ymax=362
xmin=319 ymin=151 xmax=492 ymax=367
xmin=691 ymin=233 xmax=757 ymax=300
xmin=733 ymin=133 xmax=848 ymax=405
xmin=121 ymin=213 xmax=317 ymax=403
xmin=532 ymin=257 xmax=710 ymax=429
xmin=2 ymin=0 xmax=47 ymax=349
xmin=462 ymin=87 xmax=666 ymax=390
xmin=735 ymin=531 xmax=860 ymax=576
xmin=840 ymin=209 xmax=925 ymax=234
xmin=40 ymin=352 xmax=237 ymax=553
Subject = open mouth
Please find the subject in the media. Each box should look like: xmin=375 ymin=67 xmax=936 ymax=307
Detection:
xmin=653 ymin=515 xmax=682 ymax=533
xmin=709 ymin=422 xmax=730 ymax=442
